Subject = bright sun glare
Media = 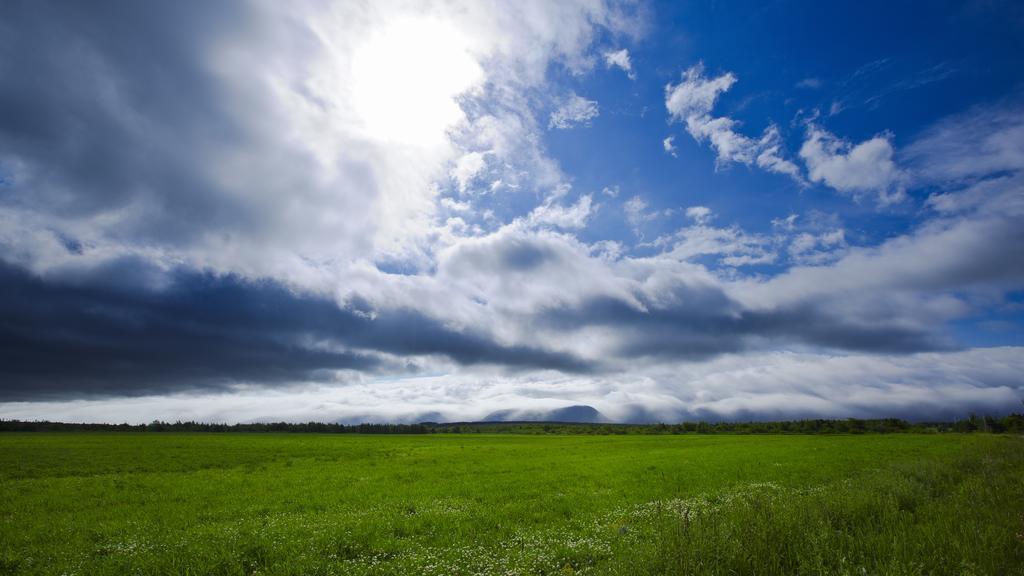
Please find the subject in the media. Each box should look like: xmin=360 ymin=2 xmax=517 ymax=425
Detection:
xmin=350 ymin=18 xmax=483 ymax=148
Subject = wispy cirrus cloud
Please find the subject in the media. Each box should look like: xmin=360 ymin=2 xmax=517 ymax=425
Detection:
xmin=549 ymin=93 xmax=601 ymax=129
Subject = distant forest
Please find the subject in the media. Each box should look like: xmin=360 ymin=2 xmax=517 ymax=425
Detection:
xmin=2 ymin=414 xmax=1023 ymax=435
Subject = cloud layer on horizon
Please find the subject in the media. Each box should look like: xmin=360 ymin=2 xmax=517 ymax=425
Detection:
xmin=2 ymin=347 xmax=1019 ymax=424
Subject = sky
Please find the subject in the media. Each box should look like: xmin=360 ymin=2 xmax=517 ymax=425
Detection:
xmin=0 ymin=0 xmax=1022 ymax=424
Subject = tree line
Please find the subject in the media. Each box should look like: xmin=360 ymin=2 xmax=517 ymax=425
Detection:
xmin=1 ymin=413 xmax=1022 ymax=434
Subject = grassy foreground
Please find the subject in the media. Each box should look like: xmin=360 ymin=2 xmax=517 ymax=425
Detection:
xmin=0 ymin=433 xmax=1022 ymax=575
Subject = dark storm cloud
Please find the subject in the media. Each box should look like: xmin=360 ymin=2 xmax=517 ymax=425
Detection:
xmin=496 ymin=239 xmax=558 ymax=271
xmin=0 ymin=262 xmax=373 ymax=400
xmin=446 ymin=227 xmax=966 ymax=362
xmin=740 ymin=306 xmax=954 ymax=353
xmin=352 ymin=309 xmax=592 ymax=373
xmin=0 ymin=262 xmax=590 ymax=401
xmin=540 ymin=289 xmax=950 ymax=360
xmin=0 ymin=0 xmax=276 ymax=242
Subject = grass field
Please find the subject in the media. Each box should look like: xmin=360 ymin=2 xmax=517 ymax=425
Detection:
xmin=1 ymin=433 xmax=1022 ymax=575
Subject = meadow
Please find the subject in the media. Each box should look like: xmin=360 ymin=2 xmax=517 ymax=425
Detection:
xmin=0 ymin=432 xmax=1022 ymax=575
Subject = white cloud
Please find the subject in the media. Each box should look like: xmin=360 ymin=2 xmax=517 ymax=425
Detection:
xmin=663 ymin=135 xmax=677 ymax=157
xmin=549 ymin=93 xmax=600 ymax=129
xmin=3 ymin=139 xmax=1023 ymax=416
xmin=623 ymin=195 xmax=654 ymax=236
xmin=799 ymin=125 xmax=906 ymax=204
xmin=454 ymin=111 xmax=564 ymax=202
xmin=665 ymin=64 xmax=737 ymax=119
xmin=657 ymin=221 xmax=776 ymax=267
xmin=771 ymin=214 xmax=798 ymax=231
xmin=642 ymin=206 xmax=777 ymax=268
xmin=926 ymin=173 xmax=1024 ymax=215
xmin=527 ymin=194 xmax=594 ymax=229
xmin=685 ymin=205 xmax=712 ymax=224
xmin=903 ymin=100 xmax=1024 ymax=184
xmin=665 ymin=64 xmax=802 ymax=180
xmin=603 ymin=48 xmax=635 ymax=79
xmin=787 ymin=229 xmax=847 ymax=265
xmin=450 ymin=151 xmax=488 ymax=193
xmin=756 ymin=125 xmax=803 ymax=180
xmin=440 ymin=197 xmax=472 ymax=212
xmin=736 ymin=178 xmax=1024 ymax=317
xmin=0 ymin=0 xmax=637 ymax=286
xmin=768 ymin=212 xmax=849 ymax=265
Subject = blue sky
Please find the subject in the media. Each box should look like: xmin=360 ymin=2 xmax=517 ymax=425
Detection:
xmin=557 ymin=0 xmax=1024 ymax=342
xmin=545 ymin=0 xmax=1021 ymax=258
xmin=0 ymin=0 xmax=1022 ymax=423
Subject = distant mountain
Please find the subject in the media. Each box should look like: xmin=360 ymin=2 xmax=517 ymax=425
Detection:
xmin=546 ymin=405 xmax=607 ymax=423
xmin=481 ymin=409 xmax=518 ymax=422
xmin=483 ymin=404 xmax=608 ymax=423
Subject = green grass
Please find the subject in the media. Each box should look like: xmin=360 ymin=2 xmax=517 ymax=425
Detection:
xmin=0 ymin=433 xmax=1021 ymax=575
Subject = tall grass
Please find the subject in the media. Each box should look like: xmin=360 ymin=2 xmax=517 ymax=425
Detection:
xmin=0 ymin=433 xmax=1021 ymax=575
xmin=606 ymin=436 xmax=1024 ymax=575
